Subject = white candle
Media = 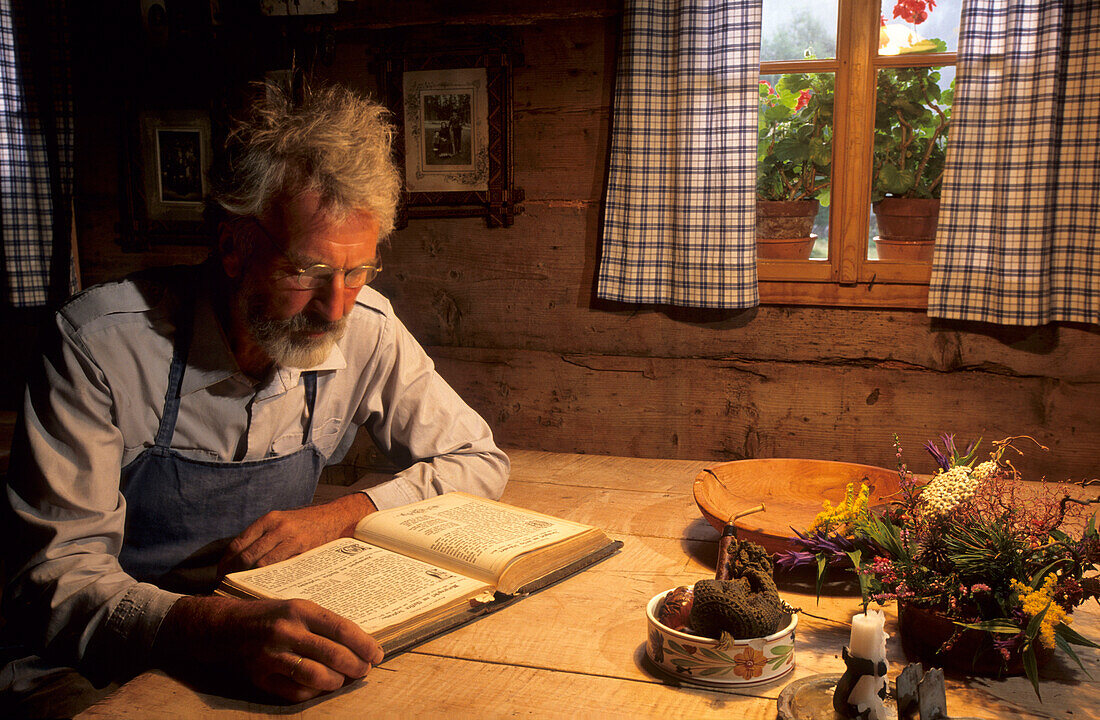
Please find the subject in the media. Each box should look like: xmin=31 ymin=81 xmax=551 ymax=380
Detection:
xmin=849 ymin=608 xmax=887 ymax=663
xmin=847 ymin=608 xmax=888 ymax=720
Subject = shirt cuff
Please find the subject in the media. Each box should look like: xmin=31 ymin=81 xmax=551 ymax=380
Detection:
xmin=89 ymin=583 xmax=183 ymax=681
xmin=362 ymin=480 xmax=419 ymax=511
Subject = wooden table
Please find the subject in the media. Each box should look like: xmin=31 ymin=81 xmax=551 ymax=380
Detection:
xmin=78 ymin=450 xmax=1100 ymax=719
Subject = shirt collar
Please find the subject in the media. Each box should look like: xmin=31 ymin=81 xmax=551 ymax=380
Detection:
xmin=180 ymin=276 xmax=241 ymax=396
xmin=271 ymin=342 xmax=348 ymax=393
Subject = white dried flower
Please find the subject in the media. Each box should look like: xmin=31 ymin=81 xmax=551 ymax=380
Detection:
xmin=920 ymin=465 xmax=979 ymax=516
xmin=971 ymin=460 xmax=997 ymax=480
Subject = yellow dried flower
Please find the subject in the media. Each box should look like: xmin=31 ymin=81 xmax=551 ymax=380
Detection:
xmin=1010 ymin=576 xmax=1070 ymax=648
xmin=810 ymin=482 xmax=871 ymax=534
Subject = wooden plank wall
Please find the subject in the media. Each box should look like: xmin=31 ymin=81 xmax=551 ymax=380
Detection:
xmin=72 ymin=5 xmax=1100 ymax=483
xmin=327 ymin=14 xmax=1100 ymax=483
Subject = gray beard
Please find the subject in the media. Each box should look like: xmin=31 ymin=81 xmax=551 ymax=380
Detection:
xmin=242 ymin=295 xmax=348 ymax=369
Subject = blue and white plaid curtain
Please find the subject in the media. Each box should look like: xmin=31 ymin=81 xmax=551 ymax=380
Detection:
xmin=0 ymin=0 xmax=75 ymax=309
xmin=596 ymin=0 xmax=761 ymax=309
xmin=929 ymin=0 xmax=1100 ymax=325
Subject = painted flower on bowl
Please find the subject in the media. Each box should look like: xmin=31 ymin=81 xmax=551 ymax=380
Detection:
xmin=733 ymin=646 xmax=768 ymax=680
xmin=648 ymin=627 xmax=664 ymax=664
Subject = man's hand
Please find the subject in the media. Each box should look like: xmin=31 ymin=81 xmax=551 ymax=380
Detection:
xmin=219 ymin=492 xmax=377 ymax=575
xmin=153 ymin=594 xmax=383 ymax=703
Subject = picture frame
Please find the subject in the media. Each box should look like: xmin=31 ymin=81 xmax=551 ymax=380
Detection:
xmin=380 ymin=48 xmax=522 ymax=227
xmin=132 ymin=109 xmax=213 ymax=245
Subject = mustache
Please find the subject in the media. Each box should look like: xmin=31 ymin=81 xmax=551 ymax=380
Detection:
xmin=283 ymin=312 xmax=346 ymax=335
xmin=245 ymin=302 xmax=348 ymax=347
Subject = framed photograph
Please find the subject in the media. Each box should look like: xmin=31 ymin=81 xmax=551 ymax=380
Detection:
xmin=403 ymin=67 xmax=488 ymax=193
xmin=381 ymin=49 xmax=522 ymax=227
xmin=135 ymin=109 xmax=213 ymax=243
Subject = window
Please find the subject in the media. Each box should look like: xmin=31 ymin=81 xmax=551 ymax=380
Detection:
xmin=757 ymin=0 xmax=960 ymax=308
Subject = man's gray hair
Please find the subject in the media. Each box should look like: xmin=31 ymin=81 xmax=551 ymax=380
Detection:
xmin=215 ymin=82 xmax=401 ymax=237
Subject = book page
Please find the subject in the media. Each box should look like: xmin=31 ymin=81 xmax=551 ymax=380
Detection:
xmin=223 ymin=537 xmax=491 ymax=639
xmin=355 ymin=492 xmax=592 ymax=585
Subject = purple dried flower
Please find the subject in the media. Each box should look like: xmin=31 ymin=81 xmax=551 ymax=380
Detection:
xmin=992 ymin=632 xmax=1024 ymax=659
xmin=925 ymin=435 xmax=953 ymax=471
xmin=775 ymin=550 xmax=817 ymax=571
xmin=790 ymin=527 xmax=860 ymax=555
xmin=925 ymin=432 xmax=982 ymax=470
xmin=777 ymin=527 xmax=867 ymax=572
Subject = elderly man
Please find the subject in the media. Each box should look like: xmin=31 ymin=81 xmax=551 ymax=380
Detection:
xmin=1 ymin=84 xmax=509 ymax=716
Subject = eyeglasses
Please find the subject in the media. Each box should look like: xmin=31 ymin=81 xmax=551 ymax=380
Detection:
xmin=248 ymin=217 xmax=382 ymax=290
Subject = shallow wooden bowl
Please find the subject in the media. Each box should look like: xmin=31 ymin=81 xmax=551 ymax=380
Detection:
xmin=692 ymin=458 xmax=902 ymax=556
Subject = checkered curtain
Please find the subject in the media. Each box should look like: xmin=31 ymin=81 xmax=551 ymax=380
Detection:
xmin=929 ymin=0 xmax=1100 ymax=325
xmin=596 ymin=0 xmax=761 ymax=309
xmin=0 ymin=0 xmax=76 ymax=309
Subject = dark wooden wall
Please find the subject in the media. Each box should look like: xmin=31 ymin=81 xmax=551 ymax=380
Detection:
xmin=70 ymin=2 xmax=1100 ymax=484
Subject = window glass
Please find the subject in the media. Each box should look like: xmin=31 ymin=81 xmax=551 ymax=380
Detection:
xmin=761 ymin=1 xmax=838 ymax=62
xmin=868 ymin=61 xmax=953 ymax=261
xmin=879 ymin=0 xmax=962 ymax=55
xmin=757 ymin=72 xmax=834 ymax=261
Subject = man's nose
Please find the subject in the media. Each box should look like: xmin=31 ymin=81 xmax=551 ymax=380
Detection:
xmin=310 ymin=275 xmax=350 ymax=322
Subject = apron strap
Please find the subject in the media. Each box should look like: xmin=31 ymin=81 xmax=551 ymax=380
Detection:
xmin=152 ymin=295 xmax=195 ymax=452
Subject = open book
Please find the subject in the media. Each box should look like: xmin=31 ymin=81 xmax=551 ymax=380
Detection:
xmin=218 ymin=492 xmax=621 ymax=652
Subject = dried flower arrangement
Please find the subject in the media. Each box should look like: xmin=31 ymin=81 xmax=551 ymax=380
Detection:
xmin=778 ymin=434 xmax=1100 ymax=696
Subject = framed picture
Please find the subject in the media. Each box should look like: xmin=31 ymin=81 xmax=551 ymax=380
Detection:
xmin=134 ymin=109 xmax=213 ymax=244
xmin=381 ymin=49 xmax=523 ymax=227
xmin=403 ymin=67 xmax=488 ymax=194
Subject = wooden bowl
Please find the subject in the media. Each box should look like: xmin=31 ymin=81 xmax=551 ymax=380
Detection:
xmin=692 ymin=458 xmax=903 ymax=556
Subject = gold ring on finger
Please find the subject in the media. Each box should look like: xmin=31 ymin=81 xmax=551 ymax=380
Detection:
xmin=291 ymin=655 xmax=305 ymax=681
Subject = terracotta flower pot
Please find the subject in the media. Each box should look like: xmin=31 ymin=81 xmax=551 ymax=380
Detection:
xmin=757 ymin=200 xmax=819 ymax=239
xmin=872 ymin=197 xmax=939 ymax=261
xmin=758 ymin=234 xmax=817 ymax=260
xmin=898 ymin=604 xmax=1051 ymax=677
xmin=757 ymin=200 xmax=819 ymax=260
xmin=874 ymin=237 xmax=935 ymax=262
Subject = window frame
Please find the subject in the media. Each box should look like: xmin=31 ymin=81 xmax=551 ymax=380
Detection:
xmin=757 ymin=0 xmax=956 ymax=308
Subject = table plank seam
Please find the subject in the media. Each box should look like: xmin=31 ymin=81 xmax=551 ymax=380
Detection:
xmin=404 ymin=648 xmax=783 ymax=700
xmin=506 ymin=477 xmax=688 ymax=497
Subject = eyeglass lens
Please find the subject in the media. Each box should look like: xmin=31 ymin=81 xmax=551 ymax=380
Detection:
xmin=298 ymin=264 xmax=380 ymax=289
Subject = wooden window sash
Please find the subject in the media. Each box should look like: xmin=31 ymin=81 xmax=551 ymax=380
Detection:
xmin=756 ymin=0 xmax=956 ymax=308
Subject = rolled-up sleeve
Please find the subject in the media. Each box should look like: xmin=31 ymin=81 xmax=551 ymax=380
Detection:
xmin=2 ymin=310 xmax=181 ymax=680
xmin=358 ymin=308 xmax=509 ymax=511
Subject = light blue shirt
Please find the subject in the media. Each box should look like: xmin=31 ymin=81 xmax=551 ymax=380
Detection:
xmin=2 ymin=261 xmax=509 ymax=683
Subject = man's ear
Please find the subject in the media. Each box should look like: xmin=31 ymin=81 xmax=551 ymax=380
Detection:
xmin=219 ymin=221 xmax=244 ymax=278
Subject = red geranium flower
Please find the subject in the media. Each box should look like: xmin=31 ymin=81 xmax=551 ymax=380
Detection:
xmin=794 ymin=89 xmax=812 ymax=111
xmin=893 ymin=0 xmax=936 ymax=25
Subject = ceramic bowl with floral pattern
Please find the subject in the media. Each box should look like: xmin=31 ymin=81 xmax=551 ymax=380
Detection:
xmin=645 ymin=590 xmax=797 ymax=686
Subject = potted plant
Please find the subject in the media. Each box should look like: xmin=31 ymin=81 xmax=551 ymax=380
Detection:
xmin=779 ymin=434 xmax=1100 ymax=698
xmin=871 ymin=46 xmax=953 ymax=261
xmin=757 ymin=71 xmax=833 ymax=259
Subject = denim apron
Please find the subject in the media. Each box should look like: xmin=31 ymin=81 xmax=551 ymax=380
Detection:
xmin=117 ymin=302 xmax=325 ymax=594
